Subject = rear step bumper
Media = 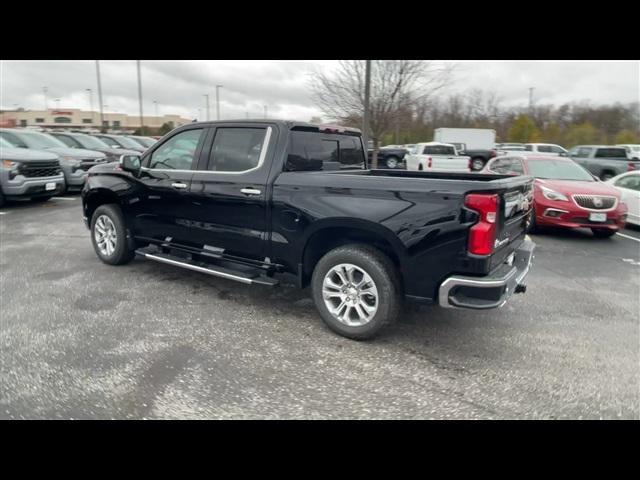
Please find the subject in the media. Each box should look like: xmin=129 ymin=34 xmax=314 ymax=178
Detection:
xmin=135 ymin=247 xmax=278 ymax=287
xmin=438 ymin=239 xmax=535 ymax=309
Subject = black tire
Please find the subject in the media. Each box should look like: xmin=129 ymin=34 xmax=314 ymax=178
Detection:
xmin=526 ymin=208 xmax=538 ymax=233
xmin=471 ymin=157 xmax=485 ymax=171
xmin=0 ymin=188 xmax=5 ymax=208
xmin=311 ymin=244 xmax=401 ymax=340
xmin=591 ymin=229 xmax=616 ymax=238
xmin=385 ymin=156 xmax=399 ymax=169
xmin=418 ymin=163 xmax=424 ymax=171
xmin=90 ymin=204 xmax=135 ymax=265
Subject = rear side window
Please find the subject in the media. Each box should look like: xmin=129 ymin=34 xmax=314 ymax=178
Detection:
xmin=285 ymin=131 xmax=364 ymax=171
xmin=537 ymin=145 xmax=552 ymax=153
xmin=423 ymin=145 xmax=455 ymax=155
xmin=525 ymin=145 xmax=533 ymax=151
xmin=595 ymin=148 xmax=628 ymax=158
xmin=208 ymin=127 xmax=268 ymax=172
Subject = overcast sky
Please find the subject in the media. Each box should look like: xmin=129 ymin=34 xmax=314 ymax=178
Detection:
xmin=1 ymin=60 xmax=638 ymax=121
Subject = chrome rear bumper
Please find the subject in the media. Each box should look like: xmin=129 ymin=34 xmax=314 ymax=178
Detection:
xmin=438 ymin=239 xmax=535 ymax=309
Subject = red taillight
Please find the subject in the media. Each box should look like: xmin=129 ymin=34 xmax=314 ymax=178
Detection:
xmin=428 ymin=156 xmax=432 ymax=168
xmin=490 ymin=149 xmax=497 ymax=158
xmin=628 ymin=162 xmax=636 ymax=171
xmin=468 ymin=158 xmax=472 ymax=171
xmin=465 ymin=193 xmax=498 ymax=256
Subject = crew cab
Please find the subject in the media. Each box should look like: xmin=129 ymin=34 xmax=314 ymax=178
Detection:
xmin=405 ymin=142 xmax=471 ymax=172
xmin=82 ymin=120 xmax=535 ymax=340
xmin=568 ymin=145 xmax=640 ymax=181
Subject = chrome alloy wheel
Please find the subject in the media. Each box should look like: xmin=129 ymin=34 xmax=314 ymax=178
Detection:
xmin=322 ymin=263 xmax=379 ymax=326
xmin=94 ymin=214 xmax=117 ymax=256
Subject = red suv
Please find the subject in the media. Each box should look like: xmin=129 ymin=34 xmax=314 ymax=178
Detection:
xmin=484 ymin=155 xmax=628 ymax=238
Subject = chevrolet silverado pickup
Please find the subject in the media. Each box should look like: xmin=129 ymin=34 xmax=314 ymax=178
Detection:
xmin=82 ymin=120 xmax=535 ymax=340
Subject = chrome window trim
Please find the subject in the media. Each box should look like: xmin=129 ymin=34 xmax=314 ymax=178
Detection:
xmin=571 ymin=194 xmax=618 ymax=212
xmin=141 ymin=126 xmax=272 ymax=175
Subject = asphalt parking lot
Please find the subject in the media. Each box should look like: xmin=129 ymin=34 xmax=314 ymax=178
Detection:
xmin=1 ymin=195 xmax=639 ymax=419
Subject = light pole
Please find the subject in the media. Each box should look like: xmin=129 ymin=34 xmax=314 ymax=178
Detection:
xmin=204 ymin=94 xmax=210 ymax=121
xmin=55 ymin=98 xmax=60 ymax=109
xmin=153 ymin=100 xmax=158 ymax=118
xmin=216 ymin=84 xmax=223 ymax=120
xmin=104 ymin=105 xmax=109 ymax=130
xmin=96 ymin=60 xmax=105 ymax=132
xmin=363 ymin=60 xmax=372 ymax=165
xmin=86 ymin=89 xmax=94 ymax=125
xmin=137 ymin=60 xmax=144 ymax=134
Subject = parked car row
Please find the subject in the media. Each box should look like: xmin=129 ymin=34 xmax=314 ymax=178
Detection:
xmin=0 ymin=127 xmax=157 ymax=205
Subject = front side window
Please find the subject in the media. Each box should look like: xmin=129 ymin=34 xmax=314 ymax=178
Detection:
xmin=537 ymin=145 xmax=552 ymax=153
xmin=208 ymin=127 xmax=267 ymax=172
xmin=576 ymin=147 xmax=592 ymax=157
xmin=149 ymin=128 xmax=203 ymax=170
xmin=549 ymin=145 xmax=565 ymax=154
xmin=525 ymin=145 xmax=533 ymax=151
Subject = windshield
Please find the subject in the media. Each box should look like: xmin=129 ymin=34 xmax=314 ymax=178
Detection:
xmin=74 ymin=134 xmax=110 ymax=149
xmin=0 ymin=137 xmax=15 ymax=148
xmin=21 ymin=132 xmax=68 ymax=149
xmin=130 ymin=136 xmax=155 ymax=148
xmin=112 ymin=136 xmax=143 ymax=149
xmin=527 ymin=159 xmax=594 ymax=181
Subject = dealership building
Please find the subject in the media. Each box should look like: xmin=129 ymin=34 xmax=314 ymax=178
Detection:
xmin=0 ymin=108 xmax=193 ymax=132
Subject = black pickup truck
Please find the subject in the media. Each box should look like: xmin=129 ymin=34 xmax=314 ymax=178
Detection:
xmin=82 ymin=120 xmax=535 ymax=340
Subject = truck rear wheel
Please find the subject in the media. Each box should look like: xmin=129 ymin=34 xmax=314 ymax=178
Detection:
xmin=0 ymin=189 xmax=5 ymax=207
xmin=311 ymin=244 xmax=401 ymax=340
xmin=90 ymin=204 xmax=135 ymax=265
xmin=385 ymin=156 xmax=399 ymax=169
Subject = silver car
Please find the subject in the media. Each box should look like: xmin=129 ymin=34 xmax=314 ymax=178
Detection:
xmin=0 ymin=129 xmax=107 ymax=192
xmin=0 ymin=137 xmax=65 ymax=206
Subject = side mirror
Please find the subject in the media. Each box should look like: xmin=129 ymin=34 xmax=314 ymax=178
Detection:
xmin=119 ymin=154 xmax=141 ymax=173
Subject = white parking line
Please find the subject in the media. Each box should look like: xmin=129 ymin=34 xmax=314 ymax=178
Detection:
xmin=0 ymin=211 xmax=7 ymax=215
xmin=51 ymin=197 xmax=78 ymax=201
xmin=616 ymin=232 xmax=640 ymax=243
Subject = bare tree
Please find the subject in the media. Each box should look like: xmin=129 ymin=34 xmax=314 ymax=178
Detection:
xmin=310 ymin=60 xmax=454 ymax=168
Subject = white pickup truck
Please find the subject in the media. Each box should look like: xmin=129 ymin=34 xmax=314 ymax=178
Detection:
xmin=405 ymin=142 xmax=471 ymax=172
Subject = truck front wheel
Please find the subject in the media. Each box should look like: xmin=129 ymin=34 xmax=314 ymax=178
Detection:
xmin=471 ymin=158 xmax=485 ymax=171
xmin=90 ymin=204 xmax=135 ymax=265
xmin=311 ymin=244 xmax=401 ymax=340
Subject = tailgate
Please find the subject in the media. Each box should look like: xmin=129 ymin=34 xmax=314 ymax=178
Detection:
xmin=490 ymin=178 xmax=534 ymax=269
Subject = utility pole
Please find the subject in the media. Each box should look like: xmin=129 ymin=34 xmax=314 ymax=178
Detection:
xmin=137 ymin=60 xmax=144 ymax=134
xmin=204 ymin=94 xmax=210 ymax=121
xmin=86 ymin=89 xmax=94 ymax=126
xmin=96 ymin=60 xmax=105 ymax=132
xmin=528 ymin=87 xmax=534 ymax=113
xmin=153 ymin=100 xmax=158 ymax=118
xmin=43 ymin=87 xmax=48 ymax=111
xmin=363 ymin=60 xmax=372 ymax=166
xmin=216 ymin=85 xmax=223 ymax=120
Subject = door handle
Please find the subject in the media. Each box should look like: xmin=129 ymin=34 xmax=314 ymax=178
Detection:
xmin=240 ymin=187 xmax=262 ymax=196
xmin=171 ymin=182 xmax=188 ymax=189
